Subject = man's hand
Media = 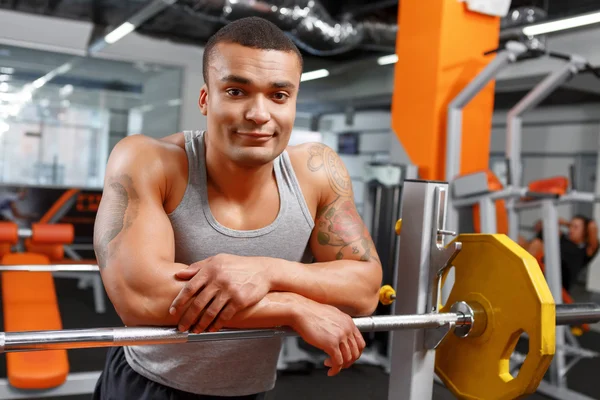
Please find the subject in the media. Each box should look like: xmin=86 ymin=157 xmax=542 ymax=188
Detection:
xmin=169 ymin=254 xmax=272 ymax=333
xmin=292 ymin=300 xmax=366 ymax=376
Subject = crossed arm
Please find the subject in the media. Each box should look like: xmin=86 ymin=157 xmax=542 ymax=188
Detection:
xmin=94 ymin=136 xmax=381 ymax=330
xmin=267 ymin=143 xmax=382 ymax=313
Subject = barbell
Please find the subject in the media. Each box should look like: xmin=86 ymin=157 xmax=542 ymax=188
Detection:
xmin=1 ymin=230 xmax=599 ymax=399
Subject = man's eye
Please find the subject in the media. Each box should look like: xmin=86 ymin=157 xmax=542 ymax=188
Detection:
xmin=227 ymin=89 xmax=243 ymax=96
xmin=273 ymin=93 xmax=289 ymax=101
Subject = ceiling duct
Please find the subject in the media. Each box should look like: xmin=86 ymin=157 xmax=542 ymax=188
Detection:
xmin=182 ymin=0 xmax=397 ymax=56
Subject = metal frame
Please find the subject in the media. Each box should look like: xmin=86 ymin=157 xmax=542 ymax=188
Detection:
xmin=505 ymin=55 xmax=588 ymax=240
xmin=388 ymin=179 xmax=461 ymax=400
xmin=445 ymin=41 xmax=528 ymax=233
xmin=508 ymin=194 xmax=599 ymax=399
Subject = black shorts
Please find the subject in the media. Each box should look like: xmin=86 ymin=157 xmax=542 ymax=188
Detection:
xmin=93 ymin=347 xmax=268 ymax=400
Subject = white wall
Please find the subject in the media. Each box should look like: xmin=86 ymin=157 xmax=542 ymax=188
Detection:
xmin=318 ymin=111 xmax=409 ymax=216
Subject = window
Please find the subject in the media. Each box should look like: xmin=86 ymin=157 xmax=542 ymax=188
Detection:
xmin=0 ymin=44 xmax=183 ymax=188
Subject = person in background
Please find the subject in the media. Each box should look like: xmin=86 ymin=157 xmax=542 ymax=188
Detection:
xmin=0 ymin=188 xmax=35 ymax=222
xmin=523 ymin=215 xmax=599 ymax=291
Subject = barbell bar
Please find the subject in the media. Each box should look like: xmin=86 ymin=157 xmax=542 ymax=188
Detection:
xmin=0 ymin=264 xmax=99 ymax=272
xmin=1 ymin=301 xmax=599 ymax=354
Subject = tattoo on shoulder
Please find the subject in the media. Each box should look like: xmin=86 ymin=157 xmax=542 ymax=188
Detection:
xmin=307 ymin=143 xmax=352 ymax=197
xmin=94 ymin=174 xmax=140 ymax=268
xmin=315 ymin=196 xmax=381 ymax=265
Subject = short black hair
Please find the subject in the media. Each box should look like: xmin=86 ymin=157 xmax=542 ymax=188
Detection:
xmin=202 ymin=17 xmax=303 ymax=85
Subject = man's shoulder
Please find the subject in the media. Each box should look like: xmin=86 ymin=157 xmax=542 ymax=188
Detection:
xmin=286 ymin=141 xmax=333 ymax=167
xmin=286 ymin=142 xmax=352 ymax=198
xmin=112 ymin=133 xmax=185 ymax=163
xmin=107 ymin=133 xmax=188 ymax=183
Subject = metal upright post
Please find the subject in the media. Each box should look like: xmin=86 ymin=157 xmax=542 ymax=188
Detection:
xmin=505 ymin=56 xmax=587 ymax=240
xmin=478 ymin=196 xmax=497 ymax=233
xmin=445 ymin=41 xmax=528 ymax=234
xmin=388 ymin=180 xmax=460 ymax=400
xmin=541 ymin=199 xmax=566 ymax=387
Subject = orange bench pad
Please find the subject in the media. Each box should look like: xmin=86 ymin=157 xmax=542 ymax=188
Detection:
xmin=0 ymin=223 xmax=18 ymax=245
xmin=2 ymin=253 xmax=69 ymax=389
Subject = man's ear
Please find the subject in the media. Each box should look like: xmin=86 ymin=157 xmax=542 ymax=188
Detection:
xmin=199 ymin=84 xmax=208 ymax=116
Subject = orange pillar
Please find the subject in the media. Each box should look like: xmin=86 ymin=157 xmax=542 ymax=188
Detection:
xmin=391 ymin=0 xmax=500 ymax=180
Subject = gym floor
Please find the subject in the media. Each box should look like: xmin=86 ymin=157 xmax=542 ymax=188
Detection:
xmin=0 ymin=277 xmax=599 ymax=399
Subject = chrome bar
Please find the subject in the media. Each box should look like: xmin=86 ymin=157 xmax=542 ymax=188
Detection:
xmin=0 ymin=313 xmax=469 ymax=353
xmin=16 ymin=228 xmax=32 ymax=238
xmin=0 ymin=304 xmax=597 ymax=354
xmin=556 ymin=303 xmax=600 ymax=326
xmin=0 ymin=264 xmax=99 ymax=272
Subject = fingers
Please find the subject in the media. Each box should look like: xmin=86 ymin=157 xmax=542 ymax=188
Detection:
xmin=177 ymin=287 xmax=217 ymax=332
xmin=174 ymin=269 xmax=198 ymax=279
xmin=355 ymin=331 xmax=366 ymax=353
xmin=207 ymin=303 xmax=238 ymax=333
xmin=191 ymin=294 xmax=230 ymax=334
xmin=174 ymin=261 xmax=204 ymax=279
xmin=325 ymin=329 xmax=366 ymax=376
xmin=340 ymin=340 xmax=354 ymax=369
xmin=345 ymin=335 xmax=362 ymax=369
xmin=170 ymin=274 xmax=208 ymax=316
xmin=326 ymin=344 xmax=344 ymax=377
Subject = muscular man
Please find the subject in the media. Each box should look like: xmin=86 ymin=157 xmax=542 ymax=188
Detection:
xmin=92 ymin=17 xmax=382 ymax=400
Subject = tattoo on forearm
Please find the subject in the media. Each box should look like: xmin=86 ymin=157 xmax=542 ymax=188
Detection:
xmin=94 ymin=175 xmax=139 ymax=268
xmin=316 ymin=197 xmax=381 ymax=264
xmin=307 ymin=144 xmax=352 ymax=197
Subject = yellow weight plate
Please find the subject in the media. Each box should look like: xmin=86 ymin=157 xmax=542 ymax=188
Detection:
xmin=435 ymin=234 xmax=555 ymax=400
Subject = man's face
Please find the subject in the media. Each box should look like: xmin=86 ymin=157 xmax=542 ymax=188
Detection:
xmin=569 ymin=217 xmax=586 ymax=244
xmin=199 ymin=42 xmax=301 ymax=167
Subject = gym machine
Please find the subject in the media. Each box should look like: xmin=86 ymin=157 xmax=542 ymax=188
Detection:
xmin=504 ymin=52 xmax=599 ymax=241
xmin=445 ymin=39 xmax=533 ymax=234
xmin=361 ymin=162 xmax=417 ymax=371
xmin=450 ymin=50 xmax=600 ymax=398
xmin=446 ymin=50 xmax=600 ymax=240
xmin=1 ymin=180 xmax=600 ymax=399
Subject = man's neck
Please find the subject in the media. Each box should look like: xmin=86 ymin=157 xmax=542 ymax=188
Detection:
xmin=204 ymin=144 xmax=275 ymax=202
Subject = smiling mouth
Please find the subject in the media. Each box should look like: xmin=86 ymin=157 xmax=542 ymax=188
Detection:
xmin=236 ymin=131 xmax=274 ymax=138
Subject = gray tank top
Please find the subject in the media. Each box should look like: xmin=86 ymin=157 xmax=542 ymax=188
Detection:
xmin=123 ymin=130 xmax=315 ymax=396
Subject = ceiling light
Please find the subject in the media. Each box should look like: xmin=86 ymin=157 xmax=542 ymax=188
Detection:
xmin=32 ymin=77 xmax=47 ymax=89
xmin=523 ymin=11 xmax=600 ymax=36
xmin=56 ymin=62 xmax=72 ymax=75
xmin=0 ymin=83 xmax=8 ymax=92
xmin=105 ymin=22 xmax=136 ymax=44
xmin=377 ymin=54 xmax=398 ymax=66
xmin=0 ymin=67 xmax=14 ymax=74
xmin=300 ymin=69 xmax=329 ymax=82
xmin=60 ymin=84 xmax=74 ymax=97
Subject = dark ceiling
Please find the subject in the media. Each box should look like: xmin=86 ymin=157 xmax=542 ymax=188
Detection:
xmin=0 ymin=0 xmax=599 ymax=64
xmin=2 ymin=0 xmax=600 ymax=112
